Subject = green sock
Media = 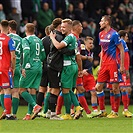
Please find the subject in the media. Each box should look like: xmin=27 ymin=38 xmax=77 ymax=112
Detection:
xmin=21 ymin=91 xmax=36 ymax=107
xmin=28 ymin=94 xmax=36 ymax=114
xmin=70 ymin=90 xmax=79 ymax=107
xmin=12 ymin=97 xmax=19 ymax=115
xmin=44 ymin=92 xmax=50 ymax=113
xmin=0 ymin=94 xmax=5 ymax=110
xmin=63 ymin=93 xmax=71 ymax=114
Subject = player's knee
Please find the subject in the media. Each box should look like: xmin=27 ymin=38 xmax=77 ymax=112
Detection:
xmin=95 ymin=84 xmax=103 ymax=92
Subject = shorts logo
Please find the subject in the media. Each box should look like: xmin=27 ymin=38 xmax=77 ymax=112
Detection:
xmin=2 ymin=83 xmax=9 ymax=86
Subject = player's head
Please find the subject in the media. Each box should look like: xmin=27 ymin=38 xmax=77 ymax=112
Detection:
xmin=45 ymin=25 xmax=54 ymax=36
xmin=25 ymin=23 xmax=35 ymax=36
xmin=99 ymin=15 xmax=112 ymax=30
xmin=84 ymin=36 xmax=94 ymax=50
xmin=61 ymin=18 xmax=72 ymax=35
xmin=72 ymin=20 xmax=83 ymax=35
xmin=8 ymin=20 xmax=17 ymax=33
xmin=118 ymin=30 xmax=128 ymax=42
xmin=0 ymin=20 xmax=9 ymax=34
xmin=52 ymin=18 xmax=62 ymax=32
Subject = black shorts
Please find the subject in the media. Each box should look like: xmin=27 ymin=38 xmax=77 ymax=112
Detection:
xmin=40 ymin=66 xmax=49 ymax=87
xmin=47 ymin=67 xmax=61 ymax=88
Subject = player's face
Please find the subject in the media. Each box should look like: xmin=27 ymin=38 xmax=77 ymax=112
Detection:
xmin=99 ymin=17 xmax=107 ymax=30
xmin=75 ymin=23 xmax=83 ymax=34
xmin=124 ymin=33 xmax=128 ymax=42
xmin=85 ymin=39 xmax=94 ymax=50
xmin=61 ymin=22 xmax=70 ymax=35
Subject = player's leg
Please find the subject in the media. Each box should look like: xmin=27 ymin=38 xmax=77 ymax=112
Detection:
xmin=19 ymin=70 xmax=42 ymax=120
xmin=47 ymin=68 xmax=62 ymax=120
xmin=11 ymin=67 xmax=20 ymax=119
xmin=56 ymin=91 xmax=64 ymax=115
xmin=0 ymin=89 xmax=6 ymax=120
xmin=77 ymin=77 xmax=91 ymax=116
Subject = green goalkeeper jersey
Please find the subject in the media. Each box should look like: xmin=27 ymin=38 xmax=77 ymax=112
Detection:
xmin=61 ymin=33 xmax=78 ymax=66
xmin=8 ymin=33 xmax=22 ymax=67
xmin=22 ymin=35 xmax=46 ymax=69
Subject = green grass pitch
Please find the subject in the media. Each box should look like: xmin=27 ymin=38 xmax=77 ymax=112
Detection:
xmin=0 ymin=105 xmax=133 ymax=133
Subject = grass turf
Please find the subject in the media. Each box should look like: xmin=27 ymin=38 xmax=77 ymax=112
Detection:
xmin=0 ymin=105 xmax=133 ymax=133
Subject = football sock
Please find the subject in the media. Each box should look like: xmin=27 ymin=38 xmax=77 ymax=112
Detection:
xmin=63 ymin=93 xmax=71 ymax=114
xmin=49 ymin=93 xmax=58 ymax=112
xmin=77 ymin=93 xmax=91 ymax=114
xmin=44 ymin=92 xmax=50 ymax=113
xmin=4 ymin=94 xmax=12 ymax=114
xmin=56 ymin=92 xmax=64 ymax=115
xmin=0 ymin=94 xmax=5 ymax=110
xmin=21 ymin=91 xmax=36 ymax=107
xmin=12 ymin=97 xmax=19 ymax=115
xmin=70 ymin=90 xmax=79 ymax=107
xmin=114 ymin=93 xmax=121 ymax=113
xmin=92 ymin=103 xmax=98 ymax=111
xmin=97 ymin=91 xmax=105 ymax=111
xmin=110 ymin=92 xmax=115 ymax=111
xmin=37 ymin=92 xmax=44 ymax=106
xmin=121 ymin=91 xmax=128 ymax=110
xmin=28 ymin=94 xmax=36 ymax=114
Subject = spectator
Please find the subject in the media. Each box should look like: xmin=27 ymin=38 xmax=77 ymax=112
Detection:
xmin=10 ymin=0 xmax=22 ymax=20
xmin=21 ymin=0 xmax=33 ymax=22
xmin=88 ymin=18 xmax=96 ymax=38
xmin=19 ymin=17 xmax=28 ymax=38
xmin=74 ymin=2 xmax=88 ymax=22
xmin=37 ymin=2 xmax=55 ymax=37
xmin=65 ymin=3 xmax=75 ymax=20
xmin=0 ymin=4 xmax=6 ymax=22
xmin=55 ymin=8 xmax=64 ymax=19
xmin=7 ymin=7 xmax=20 ymax=33
xmin=81 ymin=20 xmax=93 ymax=38
xmin=119 ymin=0 xmax=133 ymax=24
xmin=32 ymin=0 xmax=41 ymax=19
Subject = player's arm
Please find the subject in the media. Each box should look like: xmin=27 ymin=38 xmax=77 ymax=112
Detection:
xmin=8 ymin=39 xmax=16 ymax=76
xmin=22 ymin=39 xmax=30 ymax=69
xmin=40 ymin=43 xmax=46 ymax=62
xmin=49 ymin=31 xmax=66 ymax=49
xmin=117 ymin=43 xmax=125 ymax=74
xmin=58 ymin=47 xmax=75 ymax=55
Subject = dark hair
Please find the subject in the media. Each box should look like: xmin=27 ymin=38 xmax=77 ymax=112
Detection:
xmin=9 ymin=20 xmax=17 ymax=31
xmin=0 ymin=20 xmax=9 ymax=27
xmin=52 ymin=18 xmax=62 ymax=29
xmin=118 ymin=30 xmax=128 ymax=38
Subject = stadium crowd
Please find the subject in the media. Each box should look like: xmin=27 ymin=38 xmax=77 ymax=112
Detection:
xmin=0 ymin=0 xmax=133 ymax=120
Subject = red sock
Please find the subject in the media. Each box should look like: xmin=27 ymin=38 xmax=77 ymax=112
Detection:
xmin=77 ymin=93 xmax=91 ymax=114
xmin=110 ymin=92 xmax=115 ymax=111
xmin=4 ymin=95 xmax=12 ymax=114
xmin=121 ymin=92 xmax=128 ymax=110
xmin=92 ymin=103 xmax=98 ymax=110
xmin=97 ymin=91 xmax=105 ymax=111
xmin=127 ymin=94 xmax=131 ymax=107
xmin=56 ymin=94 xmax=64 ymax=115
xmin=114 ymin=94 xmax=121 ymax=113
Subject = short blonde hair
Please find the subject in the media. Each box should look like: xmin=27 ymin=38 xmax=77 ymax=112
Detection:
xmin=25 ymin=23 xmax=35 ymax=33
xmin=84 ymin=36 xmax=94 ymax=41
xmin=62 ymin=19 xmax=72 ymax=25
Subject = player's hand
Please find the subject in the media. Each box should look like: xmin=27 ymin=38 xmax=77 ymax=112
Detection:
xmin=22 ymin=69 xmax=26 ymax=77
xmin=49 ymin=31 xmax=56 ymax=39
xmin=119 ymin=66 xmax=125 ymax=74
xmin=126 ymin=70 xmax=130 ymax=79
xmin=78 ymin=70 xmax=83 ymax=77
xmin=82 ymin=69 xmax=88 ymax=76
